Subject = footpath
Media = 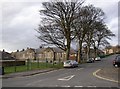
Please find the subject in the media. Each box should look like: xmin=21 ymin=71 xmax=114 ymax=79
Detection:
xmin=1 ymin=68 xmax=56 ymax=79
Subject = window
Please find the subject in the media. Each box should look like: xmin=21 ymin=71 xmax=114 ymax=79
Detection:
xmin=117 ymin=56 xmax=120 ymax=62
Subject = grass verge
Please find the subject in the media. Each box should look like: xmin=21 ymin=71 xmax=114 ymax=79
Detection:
xmin=4 ymin=62 xmax=63 ymax=74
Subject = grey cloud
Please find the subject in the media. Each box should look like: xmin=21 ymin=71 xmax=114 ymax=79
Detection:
xmin=1 ymin=0 xmax=119 ymax=52
xmin=2 ymin=2 xmax=42 ymax=52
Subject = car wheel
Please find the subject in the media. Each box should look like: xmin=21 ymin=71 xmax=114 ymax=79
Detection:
xmin=115 ymin=64 xmax=118 ymax=67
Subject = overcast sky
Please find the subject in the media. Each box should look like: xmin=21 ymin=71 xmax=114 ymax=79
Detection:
xmin=0 ymin=0 xmax=119 ymax=52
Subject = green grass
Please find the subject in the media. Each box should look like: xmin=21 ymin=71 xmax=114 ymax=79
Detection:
xmin=4 ymin=62 xmax=63 ymax=74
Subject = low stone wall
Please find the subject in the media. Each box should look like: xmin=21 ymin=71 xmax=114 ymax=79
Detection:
xmin=0 ymin=60 xmax=25 ymax=67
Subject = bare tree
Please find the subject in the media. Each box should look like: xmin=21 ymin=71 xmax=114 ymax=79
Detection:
xmin=75 ymin=5 xmax=105 ymax=62
xmin=92 ymin=22 xmax=115 ymax=57
xmin=37 ymin=1 xmax=84 ymax=60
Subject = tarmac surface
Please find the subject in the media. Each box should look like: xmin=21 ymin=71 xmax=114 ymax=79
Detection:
xmin=2 ymin=54 xmax=120 ymax=88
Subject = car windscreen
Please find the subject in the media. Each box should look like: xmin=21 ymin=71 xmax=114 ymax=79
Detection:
xmin=117 ymin=56 xmax=120 ymax=62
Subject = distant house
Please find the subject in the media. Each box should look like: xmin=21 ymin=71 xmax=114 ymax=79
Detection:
xmin=11 ymin=48 xmax=35 ymax=60
xmin=36 ymin=47 xmax=64 ymax=62
xmin=103 ymin=45 xmax=120 ymax=54
xmin=11 ymin=47 xmax=77 ymax=62
xmin=82 ymin=47 xmax=104 ymax=59
xmin=0 ymin=50 xmax=15 ymax=60
xmin=35 ymin=47 xmax=77 ymax=62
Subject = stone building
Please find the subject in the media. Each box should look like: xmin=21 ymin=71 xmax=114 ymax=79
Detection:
xmin=103 ymin=45 xmax=120 ymax=54
xmin=11 ymin=48 xmax=35 ymax=60
xmin=35 ymin=47 xmax=77 ymax=62
xmin=11 ymin=47 xmax=77 ymax=62
xmin=0 ymin=50 xmax=15 ymax=60
xmin=35 ymin=47 xmax=65 ymax=62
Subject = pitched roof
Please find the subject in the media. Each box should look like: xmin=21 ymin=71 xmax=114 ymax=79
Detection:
xmin=35 ymin=47 xmax=76 ymax=54
xmin=35 ymin=48 xmax=46 ymax=53
xmin=51 ymin=47 xmax=64 ymax=53
xmin=0 ymin=51 xmax=15 ymax=60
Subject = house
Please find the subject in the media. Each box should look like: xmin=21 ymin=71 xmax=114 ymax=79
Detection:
xmin=11 ymin=47 xmax=77 ymax=62
xmin=11 ymin=48 xmax=35 ymax=60
xmin=35 ymin=47 xmax=77 ymax=62
xmin=36 ymin=47 xmax=65 ymax=62
xmin=82 ymin=47 xmax=104 ymax=59
xmin=103 ymin=45 xmax=120 ymax=54
xmin=0 ymin=50 xmax=15 ymax=60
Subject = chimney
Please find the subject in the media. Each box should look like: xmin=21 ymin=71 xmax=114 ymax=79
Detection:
xmin=2 ymin=49 xmax=5 ymax=52
xmin=39 ymin=46 xmax=43 ymax=48
xmin=17 ymin=50 xmax=19 ymax=52
xmin=22 ymin=49 xmax=25 ymax=51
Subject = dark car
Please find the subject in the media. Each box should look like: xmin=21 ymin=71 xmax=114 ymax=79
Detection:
xmin=113 ymin=55 xmax=120 ymax=67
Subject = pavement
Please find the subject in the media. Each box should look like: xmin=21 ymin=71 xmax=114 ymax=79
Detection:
xmin=1 ymin=68 xmax=56 ymax=79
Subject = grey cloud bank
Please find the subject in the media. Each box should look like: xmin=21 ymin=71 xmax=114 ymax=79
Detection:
xmin=1 ymin=0 xmax=119 ymax=52
xmin=2 ymin=2 xmax=42 ymax=52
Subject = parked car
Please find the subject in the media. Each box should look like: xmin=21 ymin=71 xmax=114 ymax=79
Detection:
xmin=95 ymin=57 xmax=101 ymax=61
xmin=113 ymin=55 xmax=120 ymax=67
xmin=86 ymin=58 xmax=94 ymax=63
xmin=63 ymin=60 xmax=78 ymax=68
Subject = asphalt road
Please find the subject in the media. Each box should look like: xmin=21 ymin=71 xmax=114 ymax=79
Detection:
xmin=2 ymin=55 xmax=119 ymax=87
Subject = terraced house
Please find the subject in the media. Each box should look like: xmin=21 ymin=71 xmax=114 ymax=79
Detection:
xmin=103 ymin=45 xmax=120 ymax=54
xmin=11 ymin=48 xmax=35 ymax=60
xmin=11 ymin=47 xmax=77 ymax=62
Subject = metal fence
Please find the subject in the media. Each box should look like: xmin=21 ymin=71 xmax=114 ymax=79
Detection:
xmin=3 ymin=58 xmax=63 ymax=74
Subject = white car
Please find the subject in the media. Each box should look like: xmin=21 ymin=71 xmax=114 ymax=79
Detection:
xmin=63 ymin=60 xmax=78 ymax=68
xmin=86 ymin=58 xmax=94 ymax=63
xmin=95 ymin=57 xmax=101 ymax=61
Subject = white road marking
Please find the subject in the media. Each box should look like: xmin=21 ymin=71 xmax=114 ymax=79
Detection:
xmin=58 ymin=75 xmax=75 ymax=81
xmin=93 ymin=69 xmax=119 ymax=83
xmin=61 ymin=85 xmax=70 ymax=87
xmin=74 ymin=86 xmax=83 ymax=87
xmin=87 ymin=86 xmax=96 ymax=87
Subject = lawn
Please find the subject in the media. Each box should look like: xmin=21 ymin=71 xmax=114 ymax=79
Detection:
xmin=4 ymin=62 xmax=63 ymax=74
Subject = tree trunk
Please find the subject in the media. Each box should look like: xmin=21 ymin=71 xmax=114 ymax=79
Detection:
xmin=93 ymin=42 xmax=97 ymax=59
xmin=86 ymin=44 xmax=90 ymax=60
xmin=66 ymin=39 xmax=71 ymax=60
xmin=78 ymin=40 xmax=82 ymax=63
xmin=96 ymin=43 xmax=100 ymax=57
xmin=94 ymin=47 xmax=97 ymax=59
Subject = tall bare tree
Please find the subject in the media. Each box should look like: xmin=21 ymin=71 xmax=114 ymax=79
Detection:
xmin=92 ymin=22 xmax=115 ymax=58
xmin=75 ymin=5 xmax=105 ymax=62
xmin=37 ymin=1 xmax=84 ymax=60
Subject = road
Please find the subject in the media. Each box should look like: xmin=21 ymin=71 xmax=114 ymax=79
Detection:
xmin=2 ymin=55 xmax=119 ymax=87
